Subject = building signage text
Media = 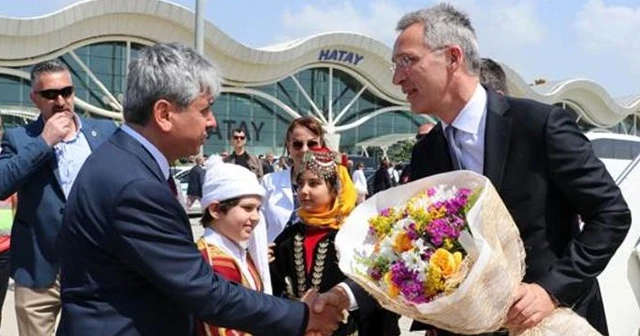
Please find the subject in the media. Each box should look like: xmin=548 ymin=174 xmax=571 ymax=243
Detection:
xmin=318 ymin=49 xmax=364 ymax=66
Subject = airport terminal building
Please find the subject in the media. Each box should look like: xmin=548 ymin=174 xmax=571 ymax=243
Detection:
xmin=0 ymin=0 xmax=638 ymax=156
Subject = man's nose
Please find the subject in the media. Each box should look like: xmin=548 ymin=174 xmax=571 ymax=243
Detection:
xmin=207 ymin=111 xmax=216 ymax=128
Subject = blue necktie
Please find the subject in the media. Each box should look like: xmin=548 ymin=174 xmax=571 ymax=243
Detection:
xmin=446 ymin=126 xmax=465 ymax=170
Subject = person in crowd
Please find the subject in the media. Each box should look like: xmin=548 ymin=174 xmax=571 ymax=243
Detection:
xmin=372 ymin=158 xmax=392 ymax=194
xmin=346 ymin=159 xmax=354 ymax=176
xmin=352 ymin=162 xmax=368 ymax=204
xmin=0 ymin=60 xmax=118 ymax=335
xmin=400 ymin=123 xmax=435 ymax=184
xmin=0 ymin=115 xmax=16 ymax=327
xmin=186 ymin=154 xmax=206 ymax=209
xmin=57 ymin=42 xmax=343 ymax=336
xmin=274 ymin=155 xmax=290 ymax=172
xmin=220 ymin=150 xmax=229 ymax=160
xmin=480 ymin=57 xmax=510 ymax=95
xmin=387 ymin=159 xmax=399 ymax=186
xmin=390 ymin=4 xmax=630 ymax=335
xmin=261 ymin=153 xmax=275 ymax=174
xmin=195 ymin=155 xmax=270 ymax=336
xmin=225 ymin=128 xmax=264 ymax=179
xmin=260 ymin=116 xmax=327 ymax=243
xmin=270 ymin=147 xmax=398 ymax=336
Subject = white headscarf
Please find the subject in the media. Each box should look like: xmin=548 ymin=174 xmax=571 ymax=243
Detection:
xmin=200 ymin=155 xmax=272 ymax=294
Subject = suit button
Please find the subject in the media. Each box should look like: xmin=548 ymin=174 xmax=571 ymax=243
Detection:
xmin=59 ymin=208 xmax=64 ymax=215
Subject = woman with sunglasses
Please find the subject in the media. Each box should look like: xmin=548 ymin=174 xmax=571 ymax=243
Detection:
xmin=260 ymin=116 xmax=326 ymax=245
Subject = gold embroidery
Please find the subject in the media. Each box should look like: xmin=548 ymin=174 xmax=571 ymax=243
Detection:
xmin=293 ymin=233 xmax=329 ymax=298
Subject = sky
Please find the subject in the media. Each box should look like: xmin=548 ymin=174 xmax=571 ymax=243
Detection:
xmin=2 ymin=0 xmax=639 ymax=99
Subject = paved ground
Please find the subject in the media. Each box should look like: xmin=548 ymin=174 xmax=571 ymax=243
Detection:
xmin=0 ymin=220 xmax=422 ymax=336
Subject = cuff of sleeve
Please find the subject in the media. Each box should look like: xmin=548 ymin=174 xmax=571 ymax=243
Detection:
xmin=337 ymin=282 xmax=358 ymax=311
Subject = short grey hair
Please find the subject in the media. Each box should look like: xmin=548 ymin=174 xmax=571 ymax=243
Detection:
xmin=30 ymin=59 xmax=70 ymax=87
xmin=396 ymin=3 xmax=481 ymax=74
xmin=123 ymin=42 xmax=222 ymax=125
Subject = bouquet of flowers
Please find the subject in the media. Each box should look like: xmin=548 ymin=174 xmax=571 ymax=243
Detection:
xmin=362 ymin=185 xmax=478 ymax=305
xmin=335 ymin=171 xmax=601 ymax=335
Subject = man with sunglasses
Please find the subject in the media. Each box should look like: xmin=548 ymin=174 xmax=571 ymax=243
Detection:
xmin=0 ymin=60 xmax=117 ymax=335
xmin=224 ymin=128 xmax=264 ymax=179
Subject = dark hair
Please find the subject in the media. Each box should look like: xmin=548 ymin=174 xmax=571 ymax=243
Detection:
xmin=284 ymin=116 xmax=326 ymax=152
xmin=231 ymin=128 xmax=245 ymax=135
xmin=30 ymin=60 xmax=69 ymax=86
xmin=480 ymin=58 xmax=509 ymax=95
xmin=200 ymin=197 xmax=241 ymax=227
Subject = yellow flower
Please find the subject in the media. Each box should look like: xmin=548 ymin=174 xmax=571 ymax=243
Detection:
xmin=424 ymin=265 xmax=444 ymax=297
xmin=384 ymin=272 xmax=399 ymax=298
xmin=429 ymin=248 xmax=463 ymax=278
xmin=393 ymin=232 xmax=413 ymax=253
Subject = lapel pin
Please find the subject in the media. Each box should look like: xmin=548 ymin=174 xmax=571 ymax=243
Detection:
xmin=91 ymin=130 xmax=97 ymax=137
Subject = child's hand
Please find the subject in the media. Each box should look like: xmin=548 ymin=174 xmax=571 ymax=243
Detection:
xmin=268 ymin=243 xmax=276 ymax=262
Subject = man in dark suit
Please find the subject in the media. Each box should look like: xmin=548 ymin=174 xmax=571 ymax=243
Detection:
xmin=389 ymin=3 xmax=631 ymax=335
xmin=57 ymin=43 xmax=343 ymax=336
xmin=0 ymin=60 xmax=117 ymax=335
xmin=186 ymin=154 xmax=206 ymax=208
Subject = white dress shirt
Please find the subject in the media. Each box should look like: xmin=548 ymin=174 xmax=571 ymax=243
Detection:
xmin=442 ymin=84 xmax=488 ymax=174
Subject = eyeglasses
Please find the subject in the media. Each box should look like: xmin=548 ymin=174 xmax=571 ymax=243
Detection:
xmin=390 ymin=46 xmax=447 ymax=73
xmin=233 ymin=135 xmax=245 ymax=140
xmin=291 ymin=139 xmax=320 ymax=150
xmin=37 ymin=86 xmax=74 ymax=100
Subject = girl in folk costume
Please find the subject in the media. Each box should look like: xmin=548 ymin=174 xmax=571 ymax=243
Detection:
xmin=195 ymin=156 xmax=270 ymax=336
xmin=270 ymin=147 xmax=360 ymax=336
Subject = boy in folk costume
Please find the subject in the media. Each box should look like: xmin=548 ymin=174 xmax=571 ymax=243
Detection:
xmin=271 ymin=147 xmax=399 ymax=336
xmin=196 ymin=156 xmax=270 ymax=336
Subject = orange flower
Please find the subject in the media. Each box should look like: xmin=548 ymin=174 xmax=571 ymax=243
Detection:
xmin=393 ymin=232 xmax=413 ymax=253
xmin=384 ymin=272 xmax=400 ymax=298
xmin=429 ymin=248 xmax=463 ymax=278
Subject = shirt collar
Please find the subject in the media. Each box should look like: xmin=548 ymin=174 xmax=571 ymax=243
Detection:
xmin=120 ymin=124 xmax=170 ymax=180
xmin=58 ymin=114 xmax=83 ymax=145
xmin=203 ymin=227 xmax=248 ymax=261
xmin=443 ymin=83 xmax=487 ymax=135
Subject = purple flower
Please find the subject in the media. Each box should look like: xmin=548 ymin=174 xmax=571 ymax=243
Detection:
xmin=380 ymin=208 xmax=391 ymax=217
xmin=369 ymin=267 xmax=383 ymax=281
xmin=388 ymin=261 xmax=429 ymax=304
xmin=406 ymin=222 xmax=420 ymax=240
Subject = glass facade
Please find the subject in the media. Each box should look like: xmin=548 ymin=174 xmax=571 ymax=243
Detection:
xmin=206 ymin=67 xmax=424 ymax=156
xmin=1 ymin=40 xmax=638 ymax=157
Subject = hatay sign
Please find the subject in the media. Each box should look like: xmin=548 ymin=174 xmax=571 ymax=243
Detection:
xmin=318 ymin=49 xmax=364 ymax=66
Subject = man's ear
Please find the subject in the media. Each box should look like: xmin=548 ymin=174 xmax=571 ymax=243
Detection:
xmin=447 ymin=45 xmax=464 ymax=71
xmin=152 ymin=99 xmax=174 ymax=132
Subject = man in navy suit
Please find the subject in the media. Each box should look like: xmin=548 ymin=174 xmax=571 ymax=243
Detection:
xmin=57 ymin=43 xmax=343 ymax=336
xmin=0 ymin=60 xmax=117 ymax=335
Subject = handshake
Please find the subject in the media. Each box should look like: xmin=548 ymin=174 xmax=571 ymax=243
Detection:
xmin=302 ymin=286 xmax=351 ymax=336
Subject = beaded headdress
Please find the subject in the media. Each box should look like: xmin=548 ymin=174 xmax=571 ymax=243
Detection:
xmin=300 ymin=146 xmax=342 ymax=179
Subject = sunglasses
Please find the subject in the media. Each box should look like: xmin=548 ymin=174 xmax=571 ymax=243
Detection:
xmin=291 ymin=139 xmax=320 ymax=150
xmin=233 ymin=135 xmax=245 ymax=140
xmin=37 ymin=86 xmax=74 ymax=100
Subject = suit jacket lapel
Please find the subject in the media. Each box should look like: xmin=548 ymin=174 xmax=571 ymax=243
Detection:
xmin=80 ymin=118 xmax=103 ymax=150
xmin=410 ymin=123 xmax=452 ymax=181
xmin=483 ymin=90 xmax=512 ymax=191
xmin=110 ymin=129 xmax=165 ymax=182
